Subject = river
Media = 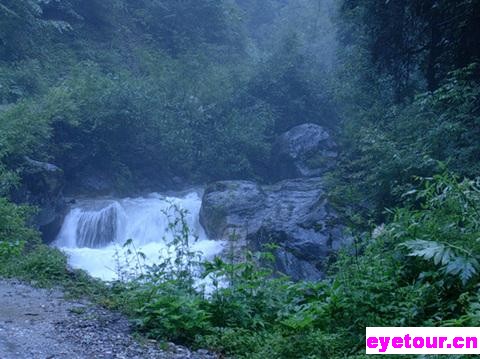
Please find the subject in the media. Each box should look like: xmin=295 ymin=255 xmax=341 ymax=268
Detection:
xmin=53 ymin=191 xmax=224 ymax=281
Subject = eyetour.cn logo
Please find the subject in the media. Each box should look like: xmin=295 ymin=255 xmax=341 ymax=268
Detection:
xmin=366 ymin=327 xmax=480 ymax=355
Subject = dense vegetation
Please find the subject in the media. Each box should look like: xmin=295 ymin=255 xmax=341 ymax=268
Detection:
xmin=1 ymin=0 xmax=480 ymax=358
xmin=332 ymin=0 xmax=480 ymax=225
xmin=0 ymin=0 xmax=337 ymax=191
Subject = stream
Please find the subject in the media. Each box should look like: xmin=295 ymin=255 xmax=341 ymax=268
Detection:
xmin=53 ymin=191 xmax=224 ymax=281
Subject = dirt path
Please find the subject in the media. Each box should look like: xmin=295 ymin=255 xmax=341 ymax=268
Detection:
xmin=0 ymin=279 xmax=216 ymax=359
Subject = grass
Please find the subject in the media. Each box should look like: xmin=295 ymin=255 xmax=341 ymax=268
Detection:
xmin=0 ymin=243 xmax=113 ymax=304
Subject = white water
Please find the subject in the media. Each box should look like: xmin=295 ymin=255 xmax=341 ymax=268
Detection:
xmin=54 ymin=191 xmax=224 ymax=281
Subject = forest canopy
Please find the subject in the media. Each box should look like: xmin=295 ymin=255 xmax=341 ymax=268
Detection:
xmin=0 ymin=0 xmax=341 ymax=192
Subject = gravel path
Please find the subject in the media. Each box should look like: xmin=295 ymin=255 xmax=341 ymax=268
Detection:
xmin=0 ymin=279 xmax=217 ymax=359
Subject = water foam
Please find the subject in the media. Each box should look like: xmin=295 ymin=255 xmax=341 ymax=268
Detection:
xmin=54 ymin=191 xmax=223 ymax=281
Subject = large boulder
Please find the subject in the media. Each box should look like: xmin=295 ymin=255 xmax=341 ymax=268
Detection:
xmin=11 ymin=158 xmax=67 ymax=243
xmin=200 ymin=177 xmax=347 ymax=281
xmin=272 ymin=123 xmax=337 ymax=180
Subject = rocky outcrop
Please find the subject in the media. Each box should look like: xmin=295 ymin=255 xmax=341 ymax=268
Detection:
xmin=200 ymin=123 xmax=346 ymax=281
xmin=271 ymin=123 xmax=337 ymax=180
xmin=12 ymin=157 xmax=67 ymax=243
xmin=200 ymin=177 xmax=347 ymax=281
xmin=74 ymin=172 xmax=114 ymax=196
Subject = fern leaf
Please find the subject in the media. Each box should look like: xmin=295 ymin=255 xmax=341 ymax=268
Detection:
xmin=0 ymin=4 xmax=20 ymax=18
xmin=402 ymin=239 xmax=453 ymax=266
xmin=443 ymin=257 xmax=479 ymax=285
xmin=402 ymin=239 xmax=479 ymax=285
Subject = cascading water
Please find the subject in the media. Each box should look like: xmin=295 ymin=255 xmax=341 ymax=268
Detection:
xmin=54 ymin=191 xmax=224 ymax=281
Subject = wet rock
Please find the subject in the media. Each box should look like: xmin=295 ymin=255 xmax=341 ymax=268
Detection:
xmin=200 ymin=177 xmax=347 ymax=280
xmin=73 ymin=171 xmax=115 ymax=196
xmin=11 ymin=157 xmax=67 ymax=243
xmin=272 ymin=123 xmax=337 ymax=180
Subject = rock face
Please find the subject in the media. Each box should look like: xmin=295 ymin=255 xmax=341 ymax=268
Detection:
xmin=12 ymin=158 xmax=67 ymax=243
xmin=200 ymin=177 xmax=346 ymax=281
xmin=200 ymin=124 xmax=346 ymax=281
xmin=272 ymin=123 xmax=337 ymax=180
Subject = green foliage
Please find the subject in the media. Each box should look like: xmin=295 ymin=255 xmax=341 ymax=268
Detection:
xmin=0 ymin=0 xmax=342 ymax=192
xmin=331 ymin=65 xmax=480 ymax=224
xmin=403 ymin=239 xmax=478 ymax=285
xmin=397 ymin=173 xmax=480 ymax=285
xmin=340 ymin=0 xmax=480 ymax=96
xmin=109 ymin=174 xmax=480 ymax=358
xmin=0 ymin=59 xmax=45 ymax=102
xmin=112 ymin=206 xmax=209 ymax=344
xmin=0 ymin=0 xmax=73 ymax=60
xmin=112 ymin=211 xmax=344 ymax=357
xmin=0 ymin=198 xmax=37 ymax=258
xmin=0 ymin=239 xmax=114 ymax=301
xmin=404 ymin=64 xmax=480 ymax=178
xmin=332 ymin=0 xmax=480 ymax=227
xmin=130 ymin=0 xmax=244 ymax=55
xmin=0 ymin=164 xmax=18 ymax=196
xmin=0 ymin=56 xmax=276 ymax=188
xmin=0 ymin=196 xmax=71 ymax=285
xmin=0 ymin=99 xmax=53 ymax=162
xmin=14 ymin=245 xmax=69 ymax=282
xmin=0 ymin=197 xmax=107 ymax=297
xmin=135 ymin=284 xmax=211 ymax=345
xmin=246 ymin=34 xmax=336 ymax=132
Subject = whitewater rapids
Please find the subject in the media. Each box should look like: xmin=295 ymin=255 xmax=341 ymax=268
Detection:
xmin=53 ymin=191 xmax=224 ymax=281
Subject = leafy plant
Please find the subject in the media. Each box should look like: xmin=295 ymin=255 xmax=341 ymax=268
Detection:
xmin=398 ymin=173 xmax=480 ymax=285
xmin=0 ymin=198 xmax=37 ymax=258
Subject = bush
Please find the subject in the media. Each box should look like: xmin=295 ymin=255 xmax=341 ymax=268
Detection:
xmin=107 ymin=173 xmax=480 ymax=358
xmin=134 ymin=283 xmax=211 ymax=345
xmin=398 ymin=173 xmax=480 ymax=285
xmin=0 ymin=198 xmax=38 ymax=258
xmin=330 ymin=65 xmax=480 ymax=224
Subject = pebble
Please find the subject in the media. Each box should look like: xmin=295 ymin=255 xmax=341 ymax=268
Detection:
xmin=0 ymin=279 xmax=218 ymax=359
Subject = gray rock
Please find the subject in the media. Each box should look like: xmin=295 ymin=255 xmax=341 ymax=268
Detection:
xmin=272 ymin=123 xmax=337 ymax=179
xmin=11 ymin=157 xmax=67 ymax=243
xmin=76 ymin=172 xmax=115 ymax=196
xmin=200 ymin=177 xmax=347 ymax=281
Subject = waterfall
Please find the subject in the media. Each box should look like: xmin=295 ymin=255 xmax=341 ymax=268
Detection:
xmin=54 ymin=191 xmax=223 ymax=281
xmin=58 ymin=201 xmax=125 ymax=248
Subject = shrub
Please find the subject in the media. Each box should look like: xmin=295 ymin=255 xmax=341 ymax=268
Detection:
xmin=0 ymin=198 xmax=38 ymax=258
